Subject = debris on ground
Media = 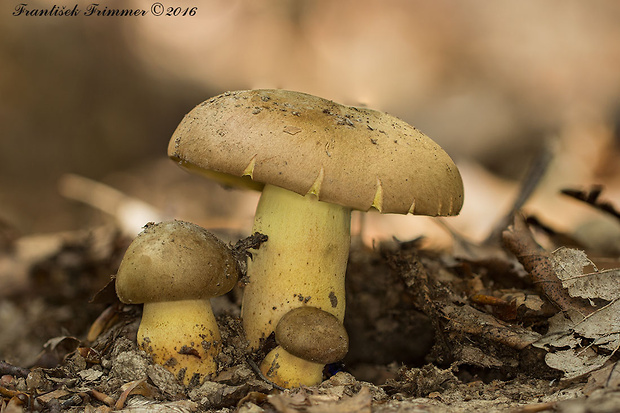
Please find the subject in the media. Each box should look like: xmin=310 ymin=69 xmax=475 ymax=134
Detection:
xmin=2 ymin=179 xmax=620 ymax=412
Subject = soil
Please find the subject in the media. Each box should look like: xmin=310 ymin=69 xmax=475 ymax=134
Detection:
xmin=1 ymin=220 xmax=619 ymax=412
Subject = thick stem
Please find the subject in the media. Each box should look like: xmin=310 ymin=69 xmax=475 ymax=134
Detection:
xmin=242 ymin=184 xmax=351 ymax=349
xmin=138 ymin=299 xmax=220 ymax=385
xmin=260 ymin=345 xmax=324 ymax=388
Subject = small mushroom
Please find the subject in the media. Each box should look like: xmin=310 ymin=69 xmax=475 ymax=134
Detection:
xmin=260 ymin=306 xmax=348 ymax=388
xmin=168 ymin=89 xmax=463 ymax=385
xmin=115 ymin=221 xmax=239 ymax=385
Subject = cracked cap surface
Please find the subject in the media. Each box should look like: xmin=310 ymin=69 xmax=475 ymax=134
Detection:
xmin=168 ymin=89 xmax=464 ymax=216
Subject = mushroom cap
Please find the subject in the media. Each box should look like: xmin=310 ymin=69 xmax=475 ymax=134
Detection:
xmin=115 ymin=221 xmax=239 ymax=304
xmin=168 ymin=89 xmax=463 ymax=216
xmin=275 ymin=306 xmax=349 ymax=364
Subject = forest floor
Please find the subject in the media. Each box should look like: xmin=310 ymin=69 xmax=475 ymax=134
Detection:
xmin=1 ymin=180 xmax=620 ymax=412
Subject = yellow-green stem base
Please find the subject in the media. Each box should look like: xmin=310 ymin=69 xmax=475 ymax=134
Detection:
xmin=138 ymin=299 xmax=220 ymax=385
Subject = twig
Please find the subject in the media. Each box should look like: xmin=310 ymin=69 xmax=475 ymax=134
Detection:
xmin=485 ymin=142 xmax=554 ymax=245
xmin=514 ymin=401 xmax=557 ymax=413
xmin=245 ymin=356 xmax=285 ymax=391
xmin=502 ymin=215 xmax=594 ymax=316
xmin=561 ymin=185 xmax=620 ymax=221
xmin=0 ymin=361 xmax=29 ymax=378
xmin=58 ymin=173 xmax=165 ymax=236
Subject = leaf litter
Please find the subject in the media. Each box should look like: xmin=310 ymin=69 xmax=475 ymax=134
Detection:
xmin=532 ymin=246 xmax=620 ymax=379
xmin=5 ymin=174 xmax=620 ymax=411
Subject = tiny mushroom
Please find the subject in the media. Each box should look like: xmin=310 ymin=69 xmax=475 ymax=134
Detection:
xmin=260 ymin=306 xmax=348 ymax=388
xmin=168 ymin=89 xmax=464 ymax=384
xmin=115 ymin=220 xmax=239 ymax=385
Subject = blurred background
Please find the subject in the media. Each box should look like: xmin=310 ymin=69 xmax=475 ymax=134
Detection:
xmin=2 ymin=0 xmax=620 ymax=245
xmin=3 ymin=0 xmax=620 ymax=373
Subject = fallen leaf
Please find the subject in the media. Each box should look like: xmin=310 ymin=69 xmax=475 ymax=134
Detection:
xmin=115 ymin=378 xmax=148 ymax=410
xmin=550 ymin=247 xmax=620 ymax=301
xmin=267 ymin=387 xmax=372 ymax=413
xmin=543 ymin=347 xmax=609 ymax=379
xmin=307 ymin=387 xmax=371 ymax=413
xmin=561 ymin=268 xmax=620 ymax=301
xmin=573 ymin=301 xmax=620 ymax=351
xmin=583 ymin=361 xmax=620 ymax=395
xmin=534 ymin=301 xmax=620 ymax=378
xmin=117 ymin=400 xmax=198 ymax=412
xmin=36 ymin=389 xmax=71 ymax=404
xmin=442 ymin=304 xmax=541 ymax=350
xmin=78 ymin=368 xmax=104 ymax=382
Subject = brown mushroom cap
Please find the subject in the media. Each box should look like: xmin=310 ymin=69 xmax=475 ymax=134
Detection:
xmin=275 ymin=306 xmax=349 ymax=364
xmin=168 ymin=89 xmax=463 ymax=216
xmin=115 ymin=221 xmax=239 ymax=304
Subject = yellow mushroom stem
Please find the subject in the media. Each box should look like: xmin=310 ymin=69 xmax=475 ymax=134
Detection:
xmin=260 ymin=345 xmax=324 ymax=388
xmin=138 ymin=299 xmax=220 ymax=385
xmin=242 ymin=184 xmax=351 ymax=349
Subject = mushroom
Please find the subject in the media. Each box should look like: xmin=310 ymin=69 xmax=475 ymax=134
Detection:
xmin=115 ymin=220 xmax=239 ymax=385
xmin=260 ymin=306 xmax=348 ymax=388
xmin=167 ymin=89 xmax=463 ymax=378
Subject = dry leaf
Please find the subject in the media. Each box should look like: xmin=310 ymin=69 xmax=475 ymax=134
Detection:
xmin=534 ymin=301 xmax=620 ymax=378
xmin=543 ymin=347 xmax=609 ymax=379
xmin=117 ymin=400 xmax=198 ymax=412
xmin=505 ymin=223 xmax=620 ymax=379
xmin=562 ymin=269 xmax=620 ymax=302
xmin=268 ymin=390 xmax=310 ymax=413
xmin=573 ymin=301 xmax=620 ymax=351
xmin=115 ymin=378 xmax=148 ymax=410
xmin=583 ymin=361 xmax=620 ymax=394
xmin=550 ymin=248 xmax=594 ymax=287
xmin=36 ymin=389 xmax=71 ymax=404
xmin=267 ymin=387 xmax=372 ymax=413
xmin=307 ymin=387 xmax=371 ymax=413
xmin=442 ymin=304 xmax=541 ymax=350
xmin=551 ymin=247 xmax=620 ymax=301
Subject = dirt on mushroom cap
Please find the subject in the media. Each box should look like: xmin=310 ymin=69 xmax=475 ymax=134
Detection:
xmin=168 ymin=89 xmax=463 ymax=216
xmin=115 ymin=221 xmax=239 ymax=304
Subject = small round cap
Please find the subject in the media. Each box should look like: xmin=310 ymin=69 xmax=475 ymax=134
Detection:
xmin=115 ymin=221 xmax=239 ymax=304
xmin=275 ymin=306 xmax=349 ymax=364
xmin=168 ymin=89 xmax=463 ymax=216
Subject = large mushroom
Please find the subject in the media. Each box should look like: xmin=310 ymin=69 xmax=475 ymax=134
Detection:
xmin=115 ymin=220 xmax=239 ymax=385
xmin=168 ymin=89 xmax=463 ymax=382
